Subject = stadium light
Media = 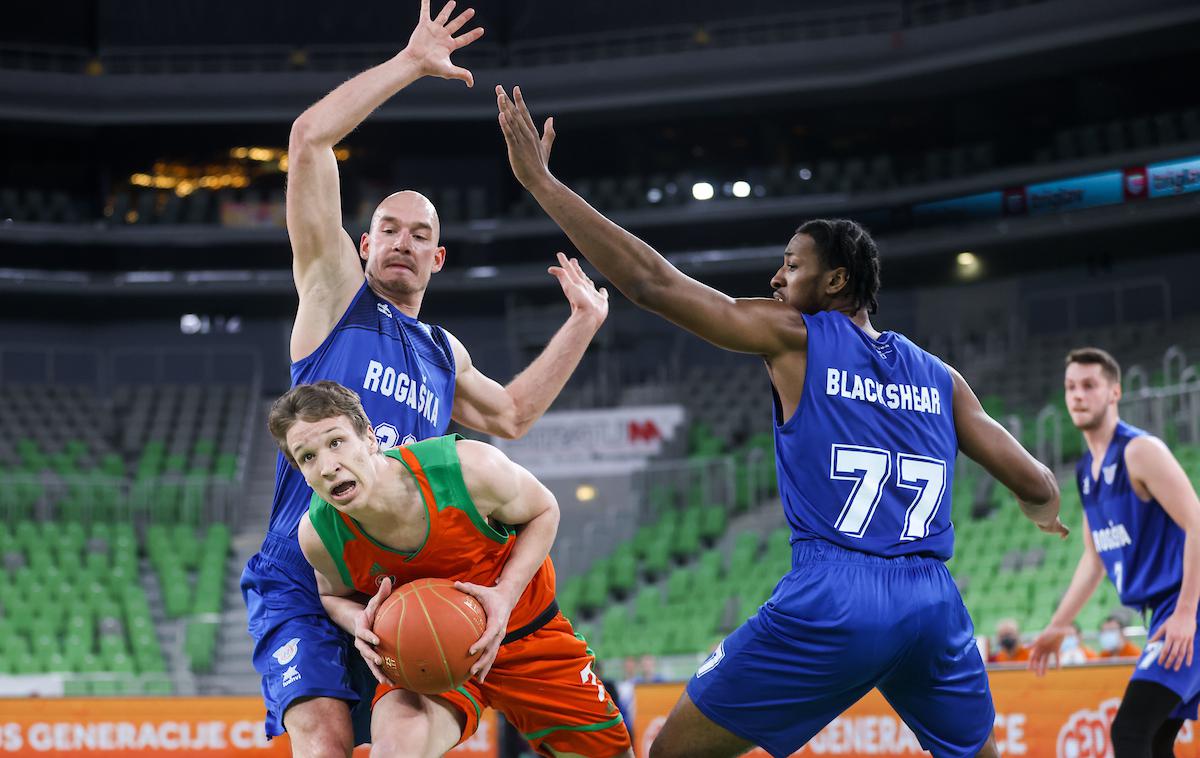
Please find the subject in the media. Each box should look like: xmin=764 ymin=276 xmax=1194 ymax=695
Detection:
xmin=692 ymin=182 xmax=714 ymax=201
xmin=575 ymin=484 xmax=597 ymax=502
xmin=646 ymin=187 xmax=663 ymax=204
xmin=957 ymin=252 xmax=978 ymax=267
xmin=732 ymin=181 xmax=751 ymax=198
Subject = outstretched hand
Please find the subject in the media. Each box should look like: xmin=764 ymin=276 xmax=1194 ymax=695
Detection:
xmin=496 ymin=85 xmax=556 ymax=189
xmin=402 ymin=0 xmax=484 ymax=87
xmin=1035 ymin=516 xmax=1070 ymax=540
xmin=1028 ymin=623 xmax=1069 ymax=677
xmin=550 ymin=252 xmax=608 ymax=327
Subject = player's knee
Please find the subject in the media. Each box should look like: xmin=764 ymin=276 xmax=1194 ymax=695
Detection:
xmin=368 ymin=731 xmax=436 ymax=758
xmin=974 ymin=733 xmax=1000 ymax=758
xmin=1110 ymin=705 xmax=1154 ymax=757
xmin=283 ymin=698 xmax=353 ymax=758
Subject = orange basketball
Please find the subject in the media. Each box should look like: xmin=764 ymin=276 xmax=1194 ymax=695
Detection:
xmin=372 ymin=577 xmax=488 ymax=694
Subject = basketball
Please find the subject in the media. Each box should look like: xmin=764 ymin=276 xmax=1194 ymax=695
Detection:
xmin=372 ymin=577 xmax=488 ymax=694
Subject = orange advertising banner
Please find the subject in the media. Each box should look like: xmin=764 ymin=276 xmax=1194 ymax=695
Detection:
xmin=633 ymin=664 xmax=1197 ymax=758
xmin=0 ymin=697 xmax=496 ymax=756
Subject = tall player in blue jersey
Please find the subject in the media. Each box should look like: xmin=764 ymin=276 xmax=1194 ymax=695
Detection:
xmin=1030 ymin=348 xmax=1200 ymax=758
xmin=495 ymin=87 xmax=1067 ymax=757
xmin=241 ymin=6 xmax=610 ymax=756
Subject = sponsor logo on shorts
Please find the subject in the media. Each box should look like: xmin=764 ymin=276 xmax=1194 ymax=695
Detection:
xmin=271 ymin=638 xmax=300 ymax=665
xmin=282 ymin=665 xmax=301 ymax=687
xmin=1139 ymin=640 xmax=1165 ymax=670
xmin=696 ymin=641 xmax=725 ymax=678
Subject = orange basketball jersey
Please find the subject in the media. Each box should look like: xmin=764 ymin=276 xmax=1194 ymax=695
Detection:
xmin=307 ymin=434 xmax=557 ymax=632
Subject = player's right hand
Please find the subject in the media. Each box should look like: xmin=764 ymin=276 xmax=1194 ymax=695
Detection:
xmin=496 ymin=85 xmax=556 ymax=190
xmin=1035 ymin=516 xmax=1070 ymax=540
xmin=401 ymin=0 xmax=484 ymax=88
xmin=1028 ymin=623 xmax=1069 ymax=677
xmin=354 ymin=576 xmax=393 ymax=684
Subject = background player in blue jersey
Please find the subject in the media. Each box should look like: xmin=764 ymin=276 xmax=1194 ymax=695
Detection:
xmin=1030 ymin=348 xmax=1200 ymax=758
xmin=242 ymin=5 xmax=611 ymax=756
xmin=496 ymin=87 xmax=1068 ymax=758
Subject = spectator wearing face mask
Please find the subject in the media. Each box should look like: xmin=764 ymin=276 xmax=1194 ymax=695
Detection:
xmin=989 ymin=618 xmax=1032 ymax=663
xmin=1058 ymin=621 xmax=1098 ymax=665
xmin=1098 ymin=615 xmax=1143 ymax=659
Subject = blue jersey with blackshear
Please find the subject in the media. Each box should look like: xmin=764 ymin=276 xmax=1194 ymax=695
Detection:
xmin=1077 ymin=420 xmax=1184 ymax=610
xmin=1076 ymin=420 xmax=1200 ymax=720
xmin=776 ymin=310 xmax=957 ymax=559
xmin=241 ymin=281 xmax=455 ymax=740
xmin=687 ymin=311 xmax=992 ymax=758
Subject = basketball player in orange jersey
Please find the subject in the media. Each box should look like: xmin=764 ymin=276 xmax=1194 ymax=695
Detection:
xmin=269 ymin=381 xmax=634 ymax=758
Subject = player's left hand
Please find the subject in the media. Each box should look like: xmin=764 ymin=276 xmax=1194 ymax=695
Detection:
xmin=496 ymin=85 xmax=555 ymax=190
xmin=454 ymin=579 xmax=519 ymax=682
xmin=550 ymin=252 xmax=608 ymax=327
xmin=1151 ymin=610 xmax=1197 ymax=671
xmin=1035 ymin=516 xmax=1070 ymax=540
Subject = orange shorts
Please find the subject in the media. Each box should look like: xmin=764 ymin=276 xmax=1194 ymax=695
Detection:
xmin=373 ymin=612 xmax=629 ymax=757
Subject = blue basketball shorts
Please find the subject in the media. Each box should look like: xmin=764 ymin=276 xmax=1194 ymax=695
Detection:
xmin=242 ymin=545 xmax=376 ymax=743
xmin=1130 ymin=594 xmax=1200 ymax=720
xmin=687 ymin=540 xmax=994 ymax=758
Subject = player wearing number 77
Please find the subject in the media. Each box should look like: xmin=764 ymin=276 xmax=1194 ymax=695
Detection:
xmin=1030 ymin=348 xmax=1200 ymax=758
xmin=496 ymin=85 xmax=1068 ymax=758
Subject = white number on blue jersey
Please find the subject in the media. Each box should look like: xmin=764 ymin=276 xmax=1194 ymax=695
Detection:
xmin=830 ymin=446 xmax=891 ymax=538
xmin=897 ymin=454 xmax=947 ymax=541
xmin=830 ymin=445 xmax=947 ymax=541
xmin=1113 ymin=561 xmax=1124 ymax=596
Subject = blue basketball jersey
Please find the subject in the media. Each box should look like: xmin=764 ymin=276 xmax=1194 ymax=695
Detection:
xmin=264 ymin=280 xmax=456 ymax=544
xmin=774 ymin=310 xmax=957 ymax=560
xmin=1077 ymin=420 xmax=1184 ymax=609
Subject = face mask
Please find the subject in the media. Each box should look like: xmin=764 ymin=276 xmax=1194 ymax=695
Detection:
xmin=1061 ymin=635 xmax=1079 ymax=653
xmin=1099 ymin=630 xmax=1121 ymax=652
xmin=999 ymin=635 xmax=1018 ymax=651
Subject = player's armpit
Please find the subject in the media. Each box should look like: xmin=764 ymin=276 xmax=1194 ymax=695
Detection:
xmin=1126 ymin=436 xmax=1200 ymax=526
xmin=455 ymin=440 xmax=556 ymax=526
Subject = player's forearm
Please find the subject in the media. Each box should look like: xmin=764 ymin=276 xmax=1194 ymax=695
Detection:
xmin=291 ymin=52 xmax=424 ymax=149
xmin=1176 ymin=527 xmax=1200 ymax=615
xmin=320 ymin=593 xmax=366 ymax=635
xmin=525 ymin=176 xmax=674 ymax=307
xmin=494 ymin=507 xmax=559 ymax=604
xmin=1049 ymin=554 xmax=1106 ymax=627
xmin=502 ymin=312 xmax=603 ymax=439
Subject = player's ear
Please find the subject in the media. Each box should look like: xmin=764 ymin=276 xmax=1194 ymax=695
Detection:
xmin=360 ymin=232 xmax=371 ymax=262
xmin=825 ymin=266 xmax=849 ymax=297
xmin=366 ymin=426 xmax=379 ymax=453
xmin=432 ymin=246 xmax=447 ymax=273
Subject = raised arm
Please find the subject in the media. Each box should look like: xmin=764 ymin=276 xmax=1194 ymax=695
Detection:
xmin=496 ymin=86 xmax=806 ymax=358
xmin=949 ymin=366 xmax=1066 ymax=535
xmin=287 ymin=0 xmax=483 ymax=360
xmin=449 ymin=254 xmax=607 ymax=439
xmin=453 ymin=440 xmax=560 ymax=680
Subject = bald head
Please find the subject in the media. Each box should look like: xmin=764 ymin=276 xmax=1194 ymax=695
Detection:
xmin=370 ymin=190 xmax=441 ymax=243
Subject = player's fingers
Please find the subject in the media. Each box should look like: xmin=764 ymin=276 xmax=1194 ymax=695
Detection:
xmin=356 ymin=625 xmax=381 ymax=647
xmin=446 ymin=65 xmax=474 ymax=88
xmin=420 ymin=0 xmax=431 ymax=20
xmin=445 ymin=6 xmax=474 ymax=34
xmin=547 ymin=266 xmax=566 ymax=279
xmin=435 ymin=0 xmax=455 ymax=25
xmin=1150 ymin=624 xmax=1166 ymax=642
xmin=599 ymin=287 xmax=609 ymax=300
xmin=513 ymin=86 xmax=539 ymax=136
xmin=453 ymin=26 xmax=484 ymax=49
xmin=1187 ymin=639 xmax=1195 ymax=668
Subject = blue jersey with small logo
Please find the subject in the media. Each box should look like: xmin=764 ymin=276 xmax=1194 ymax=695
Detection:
xmin=774 ymin=311 xmax=958 ymax=560
xmin=1077 ymin=420 xmax=1184 ymax=609
xmin=265 ymin=282 xmax=456 ymax=542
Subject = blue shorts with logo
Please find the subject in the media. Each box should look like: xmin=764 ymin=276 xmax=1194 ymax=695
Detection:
xmin=687 ymin=540 xmax=993 ymax=758
xmin=242 ymin=533 xmax=376 ymax=743
xmin=1131 ymin=594 xmax=1200 ymax=720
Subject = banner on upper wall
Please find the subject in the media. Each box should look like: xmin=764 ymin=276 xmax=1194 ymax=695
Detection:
xmin=0 ymin=697 xmax=497 ymax=756
xmin=1147 ymin=156 xmax=1200 ymax=197
xmin=632 ymin=664 xmax=1196 ymax=758
xmin=491 ymin=405 xmax=686 ymax=473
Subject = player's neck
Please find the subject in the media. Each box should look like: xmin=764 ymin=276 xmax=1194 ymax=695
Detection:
xmin=1082 ymin=411 xmax=1120 ymax=461
xmin=343 ymin=455 xmax=422 ymax=529
xmin=842 ymin=307 xmax=880 ymax=340
xmin=367 ymin=277 xmax=425 ymax=319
